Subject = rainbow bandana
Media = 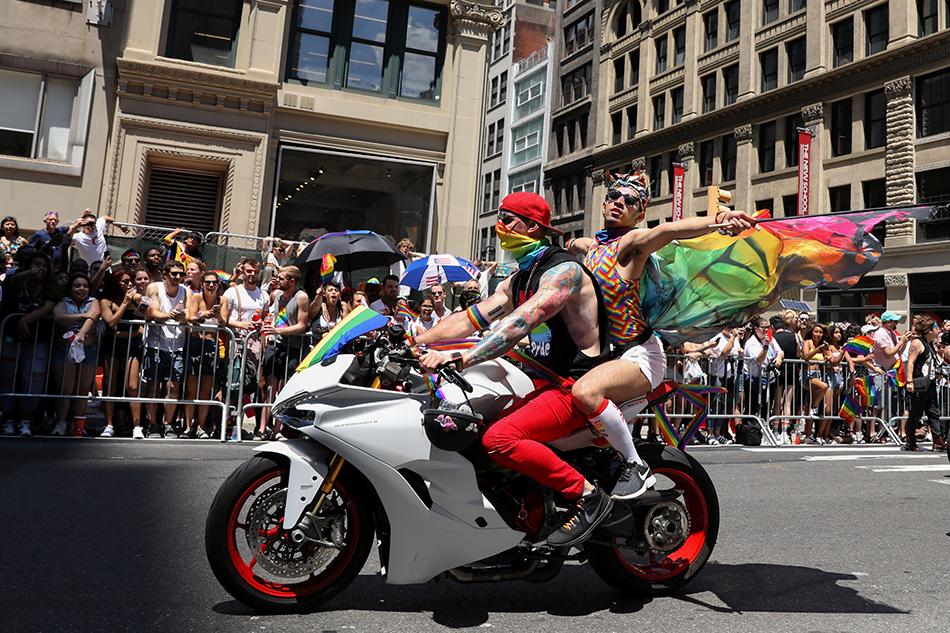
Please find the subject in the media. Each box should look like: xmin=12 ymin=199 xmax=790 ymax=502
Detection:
xmin=495 ymin=221 xmax=549 ymax=270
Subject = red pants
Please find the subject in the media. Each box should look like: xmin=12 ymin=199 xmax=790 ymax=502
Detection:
xmin=481 ymin=385 xmax=588 ymax=500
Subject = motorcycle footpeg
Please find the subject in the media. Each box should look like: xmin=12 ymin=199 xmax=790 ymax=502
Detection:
xmin=618 ymin=488 xmax=681 ymax=507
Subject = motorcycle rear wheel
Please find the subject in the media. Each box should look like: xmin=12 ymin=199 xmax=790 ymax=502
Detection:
xmin=205 ymin=455 xmax=374 ymax=613
xmin=586 ymin=447 xmax=719 ymax=594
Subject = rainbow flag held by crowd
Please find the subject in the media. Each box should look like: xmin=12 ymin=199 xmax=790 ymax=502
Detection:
xmin=887 ymin=357 xmax=907 ymax=388
xmin=320 ymin=254 xmax=336 ymax=285
xmin=838 ymin=396 xmax=860 ymax=426
xmin=395 ymin=302 xmax=418 ymax=323
xmin=212 ymin=269 xmax=232 ymax=283
xmin=169 ymin=240 xmax=196 ymax=267
xmin=843 ymin=335 xmax=874 ymax=356
xmin=854 ymin=375 xmax=876 ymax=408
xmin=274 ymin=305 xmax=291 ymax=328
xmin=296 ymin=306 xmax=389 ymax=370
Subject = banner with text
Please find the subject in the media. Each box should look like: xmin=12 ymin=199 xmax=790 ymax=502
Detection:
xmin=797 ymin=128 xmax=813 ymax=216
xmin=672 ymin=162 xmax=686 ymax=221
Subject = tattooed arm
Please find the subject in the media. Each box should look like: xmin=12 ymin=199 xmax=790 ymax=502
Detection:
xmin=414 ymin=277 xmax=514 ymax=344
xmin=418 ymin=262 xmax=583 ymax=371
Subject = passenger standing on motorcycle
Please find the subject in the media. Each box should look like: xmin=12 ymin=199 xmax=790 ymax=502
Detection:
xmin=566 ymin=171 xmax=754 ymax=499
xmin=417 ymin=192 xmax=614 ymax=548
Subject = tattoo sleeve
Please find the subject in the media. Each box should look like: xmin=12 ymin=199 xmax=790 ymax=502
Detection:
xmin=464 ymin=262 xmax=583 ymax=367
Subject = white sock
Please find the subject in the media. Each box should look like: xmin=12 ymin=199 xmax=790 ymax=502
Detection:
xmin=588 ymin=399 xmax=643 ymax=465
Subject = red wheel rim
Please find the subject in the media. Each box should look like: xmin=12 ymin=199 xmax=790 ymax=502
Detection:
xmin=613 ymin=466 xmax=709 ymax=582
xmin=225 ymin=469 xmax=361 ymax=598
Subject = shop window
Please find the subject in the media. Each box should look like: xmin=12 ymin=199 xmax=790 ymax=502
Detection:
xmin=818 ymin=275 xmax=886 ymax=325
xmin=910 ymin=272 xmax=950 ymax=320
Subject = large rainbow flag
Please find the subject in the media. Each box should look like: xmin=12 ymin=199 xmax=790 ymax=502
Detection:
xmin=296 ymin=306 xmax=389 ymax=370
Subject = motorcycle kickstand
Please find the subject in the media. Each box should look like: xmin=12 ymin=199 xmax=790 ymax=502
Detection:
xmin=291 ymin=453 xmax=346 ymax=544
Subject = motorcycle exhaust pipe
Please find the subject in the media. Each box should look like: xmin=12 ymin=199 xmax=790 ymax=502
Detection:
xmin=446 ymin=559 xmax=539 ymax=583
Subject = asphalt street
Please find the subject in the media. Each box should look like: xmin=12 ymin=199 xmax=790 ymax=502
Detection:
xmin=2 ymin=437 xmax=948 ymax=633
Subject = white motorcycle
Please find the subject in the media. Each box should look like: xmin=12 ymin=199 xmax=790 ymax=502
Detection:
xmin=205 ymin=326 xmax=719 ymax=613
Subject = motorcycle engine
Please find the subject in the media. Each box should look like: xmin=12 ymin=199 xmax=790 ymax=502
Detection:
xmin=642 ymin=500 xmax=690 ymax=553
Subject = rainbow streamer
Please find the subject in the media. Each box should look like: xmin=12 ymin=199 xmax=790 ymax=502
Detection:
xmin=297 ymin=306 xmax=389 ymax=370
xmin=320 ymin=253 xmax=336 ymax=285
xmin=838 ymin=395 xmax=860 ymax=426
xmin=843 ymin=335 xmax=874 ymax=356
xmin=648 ymin=382 xmax=726 ymax=450
xmin=653 ymin=405 xmax=680 ymax=447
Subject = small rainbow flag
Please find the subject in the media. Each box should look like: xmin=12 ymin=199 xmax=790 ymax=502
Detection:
xmin=843 ymin=335 xmax=874 ymax=356
xmin=854 ymin=375 xmax=876 ymax=408
xmin=320 ymin=253 xmax=336 ymax=285
xmin=395 ymin=302 xmax=418 ymax=323
xmin=838 ymin=395 xmax=860 ymax=426
xmin=296 ymin=306 xmax=389 ymax=370
xmin=274 ymin=305 xmax=291 ymax=328
xmin=888 ymin=357 xmax=906 ymax=388
xmin=212 ymin=269 xmax=232 ymax=283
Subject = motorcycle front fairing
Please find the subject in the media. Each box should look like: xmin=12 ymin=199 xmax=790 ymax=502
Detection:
xmin=268 ymin=354 xmax=526 ymax=584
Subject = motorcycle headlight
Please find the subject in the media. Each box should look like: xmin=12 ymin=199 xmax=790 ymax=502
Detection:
xmin=274 ymin=407 xmax=316 ymax=429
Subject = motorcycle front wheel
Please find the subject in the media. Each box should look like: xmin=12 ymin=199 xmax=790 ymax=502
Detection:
xmin=586 ymin=446 xmax=719 ymax=594
xmin=205 ymin=455 xmax=375 ymax=613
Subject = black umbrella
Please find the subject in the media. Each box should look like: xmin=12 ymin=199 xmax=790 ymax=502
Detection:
xmin=295 ymin=230 xmax=405 ymax=271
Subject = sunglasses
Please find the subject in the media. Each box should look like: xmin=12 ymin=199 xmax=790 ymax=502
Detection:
xmin=430 ymin=291 xmax=444 ymax=296
xmin=497 ymin=210 xmax=527 ymax=226
xmin=124 ymin=256 xmax=140 ymax=262
xmin=606 ymin=189 xmax=640 ymax=206
xmin=203 ymin=279 xmax=219 ymax=285
xmin=167 ymin=271 xmax=184 ymax=278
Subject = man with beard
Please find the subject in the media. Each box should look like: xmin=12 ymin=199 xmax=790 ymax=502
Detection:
xmin=567 ymin=171 xmax=753 ymax=499
xmin=416 ymin=192 xmax=614 ymax=548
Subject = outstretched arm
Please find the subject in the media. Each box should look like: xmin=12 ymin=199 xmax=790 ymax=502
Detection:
xmin=414 ymin=277 xmax=514 ymax=344
xmin=565 ymin=237 xmax=594 ymax=257
xmin=618 ymin=210 xmax=755 ymax=260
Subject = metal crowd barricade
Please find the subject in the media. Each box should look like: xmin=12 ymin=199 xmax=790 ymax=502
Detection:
xmin=0 ymin=313 xmax=237 ymax=440
xmin=232 ymin=328 xmax=316 ymax=443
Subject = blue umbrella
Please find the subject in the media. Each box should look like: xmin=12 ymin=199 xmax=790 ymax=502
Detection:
xmin=400 ymin=254 xmax=479 ymax=290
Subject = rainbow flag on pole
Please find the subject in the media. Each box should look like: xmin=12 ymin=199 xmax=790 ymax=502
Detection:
xmin=296 ymin=306 xmax=388 ymax=371
xmin=842 ymin=335 xmax=874 ymax=356
xmin=838 ymin=395 xmax=860 ymax=426
xmin=320 ymin=254 xmax=336 ymax=285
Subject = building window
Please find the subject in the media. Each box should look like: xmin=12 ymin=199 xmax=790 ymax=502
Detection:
xmin=699 ymin=139 xmax=714 ymax=186
xmin=832 ymin=18 xmax=854 ymax=67
xmin=910 ymin=272 xmax=950 ymax=320
xmin=789 ymin=0 xmax=806 ymax=13
xmin=511 ymin=119 xmax=543 ymax=167
xmin=919 ymin=0 xmax=939 ymax=35
xmin=496 ymin=120 xmax=504 ymax=156
xmin=917 ymin=68 xmax=950 ymax=137
xmin=831 ymin=98 xmax=852 ymax=157
xmin=492 ymin=169 xmax=501 ymax=210
xmin=509 ymin=168 xmax=540 ymax=193
xmin=760 ymin=49 xmax=778 ymax=92
xmin=704 ymin=10 xmax=718 ymax=52
xmin=725 ymin=0 xmax=741 ymax=42
xmin=657 ymin=0 xmax=670 ymax=15
xmin=762 ymin=0 xmax=779 ymax=25
xmin=653 ymin=94 xmax=666 ymax=130
xmin=865 ymin=4 xmax=889 ymax=56
xmin=0 ymin=68 xmax=88 ymax=162
xmin=829 ymin=184 xmax=851 ymax=212
xmin=628 ymin=49 xmax=640 ymax=87
xmin=673 ymin=27 xmax=686 ymax=67
xmin=565 ymin=179 xmax=575 ymax=213
xmin=626 ymin=105 xmax=638 ymax=139
xmin=483 ymin=173 xmax=492 ymax=213
xmin=917 ymin=166 xmax=950 ymax=241
xmin=787 ymin=37 xmax=806 ymax=83
xmin=579 ymin=113 xmax=589 ymax=148
xmin=611 ymin=111 xmax=623 ymax=144
xmin=615 ymin=3 xmax=629 ymax=38
xmin=144 ymin=165 xmax=223 ymax=232
xmin=564 ymin=12 xmax=594 ymax=56
xmin=649 ymin=155 xmax=663 ymax=198
xmin=515 ymin=70 xmax=544 ymax=118
xmin=758 ymin=121 xmax=776 ymax=173
xmin=614 ymin=58 xmax=625 ymax=93
xmin=670 ymin=87 xmax=684 ymax=124
xmin=287 ymin=1 xmax=447 ymax=102
xmin=723 ymin=64 xmax=739 ymax=105
xmin=561 ymin=64 xmax=591 ymax=106
xmin=818 ymin=275 xmax=886 ymax=325
xmin=785 ymin=113 xmax=803 ymax=167
xmin=577 ymin=174 xmax=587 ymax=212
xmin=721 ymin=133 xmax=737 ymax=181
xmin=782 ymin=194 xmax=798 ymax=217
xmin=755 ymin=199 xmax=773 ymax=214
xmin=863 ymin=178 xmax=886 ymax=208
xmin=486 ymin=122 xmax=496 ymax=157
xmin=701 ymin=73 xmax=717 ymax=114
xmin=166 ymin=0 xmax=243 ymax=67
xmin=864 ymin=89 xmax=886 ymax=149
xmin=555 ymin=122 xmax=565 ymax=156
xmin=499 ymin=70 xmax=508 ymax=104
xmin=655 ymin=35 xmax=668 ymax=74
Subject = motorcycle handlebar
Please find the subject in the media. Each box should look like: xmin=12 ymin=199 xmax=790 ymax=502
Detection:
xmin=387 ymin=353 xmax=474 ymax=393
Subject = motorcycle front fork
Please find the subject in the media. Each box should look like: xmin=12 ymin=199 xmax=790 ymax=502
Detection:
xmin=290 ymin=452 xmax=346 ymax=544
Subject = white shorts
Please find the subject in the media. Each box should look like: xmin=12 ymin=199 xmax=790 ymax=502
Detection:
xmin=618 ymin=334 xmax=667 ymax=389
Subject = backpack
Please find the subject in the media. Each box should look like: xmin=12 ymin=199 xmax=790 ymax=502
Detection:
xmin=736 ymin=422 xmax=763 ymax=446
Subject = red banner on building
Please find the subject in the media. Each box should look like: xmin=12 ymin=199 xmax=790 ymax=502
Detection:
xmin=797 ymin=128 xmax=813 ymax=216
xmin=671 ymin=162 xmax=686 ymax=221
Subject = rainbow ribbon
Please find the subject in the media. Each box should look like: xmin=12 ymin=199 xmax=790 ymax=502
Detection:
xmin=648 ymin=382 xmax=726 ymax=451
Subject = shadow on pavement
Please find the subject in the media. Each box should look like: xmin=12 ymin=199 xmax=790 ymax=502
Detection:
xmin=213 ymin=560 xmax=906 ymax=626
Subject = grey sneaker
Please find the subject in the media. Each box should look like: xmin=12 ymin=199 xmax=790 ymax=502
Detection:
xmin=163 ymin=425 xmax=179 ymax=439
xmin=546 ymin=486 xmax=614 ymax=548
xmin=610 ymin=461 xmax=657 ymax=500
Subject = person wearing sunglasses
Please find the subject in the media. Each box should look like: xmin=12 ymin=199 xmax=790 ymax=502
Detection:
xmin=183 ymin=272 xmax=225 ymax=439
xmin=417 ymin=191 xmax=615 ymax=549
xmin=120 ymin=248 xmax=141 ymax=269
xmin=565 ymin=170 xmax=755 ymax=500
xmin=142 ymin=261 xmax=189 ymax=438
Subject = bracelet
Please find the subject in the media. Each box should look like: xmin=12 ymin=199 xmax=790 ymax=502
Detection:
xmin=565 ymin=237 xmax=576 ymax=252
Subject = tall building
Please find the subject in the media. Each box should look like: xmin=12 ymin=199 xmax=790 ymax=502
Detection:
xmin=589 ymin=0 xmax=950 ymax=321
xmin=0 ymin=0 xmax=505 ymax=257
xmin=474 ymin=0 xmax=557 ymax=265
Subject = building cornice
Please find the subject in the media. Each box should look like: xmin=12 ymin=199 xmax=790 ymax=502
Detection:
xmin=450 ymin=0 xmax=505 ymax=39
xmin=593 ymin=31 xmax=950 ymax=168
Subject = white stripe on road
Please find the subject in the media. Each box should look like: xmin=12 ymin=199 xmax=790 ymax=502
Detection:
xmin=802 ymin=453 xmax=942 ymax=461
xmin=743 ymin=446 xmax=903 ymax=452
xmin=856 ymin=465 xmax=950 ymax=473
xmin=928 ymin=479 xmax=950 ymax=486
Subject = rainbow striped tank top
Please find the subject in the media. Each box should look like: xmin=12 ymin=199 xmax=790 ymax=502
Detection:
xmin=583 ymin=237 xmax=648 ymax=345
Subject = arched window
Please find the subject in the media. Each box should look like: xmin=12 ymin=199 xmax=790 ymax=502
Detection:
xmin=613 ymin=1 xmax=643 ymax=40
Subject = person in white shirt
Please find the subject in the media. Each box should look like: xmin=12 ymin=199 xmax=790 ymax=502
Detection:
xmin=221 ymin=259 xmax=270 ymax=421
xmin=369 ymin=275 xmax=400 ymax=317
xmin=68 ymin=211 xmax=115 ymax=265
xmin=412 ymin=298 xmax=437 ymax=335
xmin=428 ymin=284 xmax=448 ymax=321
xmin=707 ymin=327 xmax=742 ymax=442
xmin=390 ymin=238 xmax=424 ymax=298
xmin=743 ymin=318 xmax=785 ymax=437
xmin=143 ymin=261 xmax=189 ymax=438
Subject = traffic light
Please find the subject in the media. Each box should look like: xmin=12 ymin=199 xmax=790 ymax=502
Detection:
xmin=706 ymin=186 xmax=733 ymax=219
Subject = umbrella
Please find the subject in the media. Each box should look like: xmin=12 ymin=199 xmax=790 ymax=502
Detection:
xmin=400 ymin=254 xmax=479 ymax=290
xmin=295 ymin=230 xmax=404 ymax=271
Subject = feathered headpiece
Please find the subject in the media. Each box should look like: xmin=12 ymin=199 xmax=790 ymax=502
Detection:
xmin=605 ymin=169 xmax=651 ymax=209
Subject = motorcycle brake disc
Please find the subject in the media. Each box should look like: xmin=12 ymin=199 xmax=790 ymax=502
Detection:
xmin=245 ymin=485 xmax=335 ymax=578
xmin=642 ymin=499 xmax=690 ymax=554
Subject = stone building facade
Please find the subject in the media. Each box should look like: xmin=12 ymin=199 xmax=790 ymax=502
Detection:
xmin=587 ymin=0 xmax=950 ymax=321
xmin=0 ymin=0 xmax=504 ymax=258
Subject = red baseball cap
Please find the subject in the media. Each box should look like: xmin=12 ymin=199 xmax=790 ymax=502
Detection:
xmin=499 ymin=192 xmax=562 ymax=235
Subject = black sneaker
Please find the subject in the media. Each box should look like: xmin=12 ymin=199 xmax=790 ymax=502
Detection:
xmin=546 ymin=486 xmax=614 ymax=548
xmin=610 ymin=461 xmax=657 ymax=500
xmin=146 ymin=424 xmax=164 ymax=439
xmin=163 ymin=424 xmax=179 ymax=439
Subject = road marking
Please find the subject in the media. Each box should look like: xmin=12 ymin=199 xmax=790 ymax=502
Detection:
xmin=856 ymin=465 xmax=950 ymax=473
xmin=743 ymin=446 xmax=903 ymax=452
xmin=801 ymin=453 xmax=941 ymax=461
xmin=928 ymin=479 xmax=950 ymax=486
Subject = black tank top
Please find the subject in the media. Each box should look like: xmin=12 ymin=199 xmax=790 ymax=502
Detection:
xmin=911 ymin=340 xmax=935 ymax=380
xmin=510 ymin=246 xmax=609 ymax=378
